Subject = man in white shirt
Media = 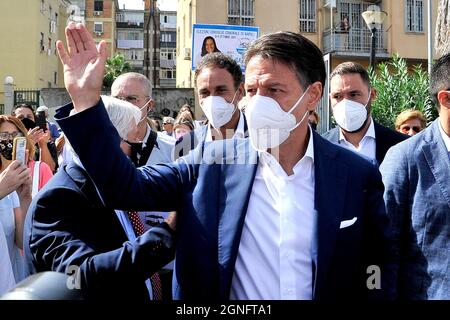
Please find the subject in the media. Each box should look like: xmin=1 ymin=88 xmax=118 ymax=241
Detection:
xmin=55 ymin=24 xmax=397 ymax=300
xmin=111 ymin=72 xmax=175 ymax=166
xmin=380 ymin=53 xmax=450 ymax=300
xmin=323 ymin=62 xmax=406 ymax=165
xmin=174 ymin=53 xmax=247 ymax=159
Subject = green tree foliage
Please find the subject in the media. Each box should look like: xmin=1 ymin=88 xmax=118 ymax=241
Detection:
xmin=370 ymin=53 xmax=438 ymax=129
xmin=103 ymin=53 xmax=132 ymax=89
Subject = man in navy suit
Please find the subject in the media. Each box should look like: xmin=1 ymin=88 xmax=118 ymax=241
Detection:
xmin=54 ymin=22 xmax=397 ymax=300
xmin=380 ymin=53 xmax=450 ymax=300
xmin=23 ymin=97 xmax=176 ymax=300
xmin=322 ymin=62 xmax=407 ymax=165
xmin=174 ymin=53 xmax=247 ymax=159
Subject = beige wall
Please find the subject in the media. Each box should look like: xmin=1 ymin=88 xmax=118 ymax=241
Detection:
xmin=386 ymin=0 xmax=439 ymax=60
xmin=0 ymin=0 xmax=69 ymax=105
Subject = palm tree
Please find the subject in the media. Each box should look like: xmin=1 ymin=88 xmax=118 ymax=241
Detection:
xmin=103 ymin=53 xmax=132 ymax=89
xmin=435 ymin=0 xmax=450 ymax=57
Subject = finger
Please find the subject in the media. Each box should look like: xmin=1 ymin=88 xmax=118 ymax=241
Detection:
xmin=77 ymin=23 xmax=96 ymax=52
xmin=29 ymin=127 xmax=39 ymax=134
xmin=96 ymin=40 xmax=108 ymax=66
xmin=66 ymin=22 xmax=79 ymax=55
xmin=56 ymin=40 xmax=70 ymax=66
xmin=8 ymin=160 xmax=22 ymax=170
xmin=70 ymin=24 xmax=85 ymax=53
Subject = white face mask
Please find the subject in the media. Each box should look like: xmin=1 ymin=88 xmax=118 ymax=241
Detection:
xmin=138 ymin=99 xmax=152 ymax=123
xmin=245 ymin=86 xmax=310 ymax=151
xmin=200 ymin=91 xmax=238 ymax=130
xmin=332 ymin=91 xmax=371 ymax=132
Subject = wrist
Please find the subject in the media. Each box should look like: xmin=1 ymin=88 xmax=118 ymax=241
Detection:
xmin=71 ymin=95 xmax=101 ymax=113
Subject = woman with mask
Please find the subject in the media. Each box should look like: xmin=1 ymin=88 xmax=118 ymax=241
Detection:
xmin=12 ymin=104 xmax=58 ymax=172
xmin=0 ymin=115 xmax=52 ymax=282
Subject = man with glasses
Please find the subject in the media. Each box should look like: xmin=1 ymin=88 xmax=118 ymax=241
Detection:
xmin=110 ymin=72 xmax=175 ymax=300
xmin=323 ymin=62 xmax=407 ymax=165
xmin=380 ymin=53 xmax=450 ymax=300
xmin=111 ymin=72 xmax=175 ymax=166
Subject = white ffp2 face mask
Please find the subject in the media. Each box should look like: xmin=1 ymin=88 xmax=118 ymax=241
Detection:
xmin=200 ymin=91 xmax=238 ymax=130
xmin=332 ymin=92 xmax=371 ymax=132
xmin=245 ymin=86 xmax=310 ymax=151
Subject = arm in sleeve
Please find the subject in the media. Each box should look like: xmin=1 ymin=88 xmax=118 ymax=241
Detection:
xmin=28 ymin=188 xmax=176 ymax=298
xmin=55 ymin=101 xmax=192 ymax=212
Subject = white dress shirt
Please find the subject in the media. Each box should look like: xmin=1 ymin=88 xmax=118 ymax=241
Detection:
xmin=230 ymin=127 xmax=315 ymax=300
xmin=205 ymin=110 xmax=245 ymax=142
xmin=338 ymin=117 xmax=376 ymax=161
xmin=438 ymin=121 xmax=450 ymax=152
xmin=142 ymin=124 xmax=176 ymax=165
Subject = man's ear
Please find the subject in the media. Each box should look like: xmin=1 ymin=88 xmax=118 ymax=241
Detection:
xmin=148 ymin=99 xmax=155 ymax=111
xmin=370 ymin=87 xmax=377 ymax=101
xmin=307 ymin=81 xmax=323 ymax=110
xmin=236 ymin=83 xmax=245 ymax=102
xmin=437 ymin=90 xmax=450 ymax=109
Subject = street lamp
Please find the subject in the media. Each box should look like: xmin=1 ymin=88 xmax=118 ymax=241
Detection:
xmin=362 ymin=5 xmax=387 ymax=70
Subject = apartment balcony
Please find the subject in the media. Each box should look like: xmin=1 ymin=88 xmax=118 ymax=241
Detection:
xmin=116 ymin=21 xmax=144 ymax=29
xmin=160 ymin=58 xmax=176 ymax=69
xmin=117 ymin=39 xmax=144 ymax=49
xmin=322 ymin=28 xmax=389 ymax=58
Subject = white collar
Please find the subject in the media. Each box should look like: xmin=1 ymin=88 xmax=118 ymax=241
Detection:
xmin=142 ymin=124 xmax=152 ymax=147
xmin=438 ymin=120 xmax=450 ymax=152
xmin=339 ymin=116 xmax=375 ymax=142
xmin=259 ymin=125 xmax=315 ymax=176
xmin=205 ymin=110 xmax=245 ymax=141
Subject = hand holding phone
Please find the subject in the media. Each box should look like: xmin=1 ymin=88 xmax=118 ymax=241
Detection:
xmin=12 ymin=137 xmax=27 ymax=165
xmin=35 ymin=111 xmax=47 ymax=131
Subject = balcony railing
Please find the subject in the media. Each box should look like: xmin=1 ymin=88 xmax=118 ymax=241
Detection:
xmin=117 ymin=39 xmax=144 ymax=49
xmin=322 ymin=28 xmax=387 ymax=56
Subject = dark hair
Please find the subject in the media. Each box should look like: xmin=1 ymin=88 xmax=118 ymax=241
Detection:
xmin=178 ymin=104 xmax=195 ymax=119
xmin=195 ymin=52 xmax=243 ymax=90
xmin=430 ymin=52 xmax=450 ymax=110
xmin=330 ymin=61 xmax=371 ymax=89
xmin=201 ymin=36 xmax=220 ymax=56
xmin=13 ymin=103 xmax=35 ymax=115
xmin=244 ymin=31 xmax=326 ymax=95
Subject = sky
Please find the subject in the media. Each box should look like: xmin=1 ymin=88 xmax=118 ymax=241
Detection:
xmin=117 ymin=0 xmax=177 ymax=11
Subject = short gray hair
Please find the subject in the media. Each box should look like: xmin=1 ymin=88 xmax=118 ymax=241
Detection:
xmin=112 ymin=72 xmax=153 ymax=98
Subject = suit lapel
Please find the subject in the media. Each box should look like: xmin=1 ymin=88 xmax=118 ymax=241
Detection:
xmin=311 ymin=133 xmax=348 ymax=299
xmin=216 ymin=139 xmax=258 ymax=298
xmin=421 ymin=121 xmax=450 ymax=210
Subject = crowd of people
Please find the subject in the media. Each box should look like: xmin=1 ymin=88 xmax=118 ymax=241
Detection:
xmin=0 ymin=21 xmax=449 ymax=301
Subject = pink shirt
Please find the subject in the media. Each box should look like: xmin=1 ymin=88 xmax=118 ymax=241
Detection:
xmin=27 ymin=160 xmax=53 ymax=191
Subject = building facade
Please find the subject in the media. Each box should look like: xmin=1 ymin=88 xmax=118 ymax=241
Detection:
xmin=0 ymin=0 xmax=71 ymax=110
xmin=159 ymin=10 xmax=177 ymax=87
xmin=176 ymin=0 xmax=439 ymax=124
xmin=116 ymin=7 xmax=145 ymax=74
xmin=84 ymin=0 xmax=117 ymax=58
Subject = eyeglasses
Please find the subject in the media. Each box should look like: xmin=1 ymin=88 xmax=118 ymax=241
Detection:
xmin=400 ymin=126 xmax=422 ymax=133
xmin=0 ymin=131 xmax=24 ymax=140
xmin=113 ymin=95 xmax=148 ymax=104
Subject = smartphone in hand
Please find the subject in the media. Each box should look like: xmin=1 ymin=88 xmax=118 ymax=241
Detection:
xmin=12 ymin=137 xmax=27 ymax=165
xmin=35 ymin=111 xmax=47 ymax=131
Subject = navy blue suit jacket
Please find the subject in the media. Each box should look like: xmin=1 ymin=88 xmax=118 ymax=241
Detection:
xmin=56 ymin=101 xmax=397 ymax=300
xmin=380 ymin=119 xmax=450 ymax=299
xmin=322 ymin=121 xmax=407 ymax=164
xmin=23 ymin=162 xmax=176 ymax=300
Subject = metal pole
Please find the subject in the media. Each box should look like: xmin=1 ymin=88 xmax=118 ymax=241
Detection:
xmin=370 ymin=27 xmax=376 ymax=70
xmin=427 ymin=0 xmax=433 ymax=74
